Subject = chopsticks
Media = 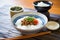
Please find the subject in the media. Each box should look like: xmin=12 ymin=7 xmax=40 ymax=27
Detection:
xmin=5 ymin=31 xmax=51 ymax=40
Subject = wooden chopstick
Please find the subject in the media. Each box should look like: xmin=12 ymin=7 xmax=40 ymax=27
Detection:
xmin=5 ymin=31 xmax=51 ymax=40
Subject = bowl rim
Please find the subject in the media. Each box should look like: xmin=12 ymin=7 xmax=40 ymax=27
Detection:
xmin=12 ymin=12 xmax=48 ymax=22
xmin=12 ymin=12 xmax=48 ymax=27
xmin=33 ymin=1 xmax=53 ymax=7
xmin=10 ymin=6 xmax=23 ymax=12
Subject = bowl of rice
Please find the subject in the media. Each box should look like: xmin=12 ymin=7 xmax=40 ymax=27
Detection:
xmin=33 ymin=1 xmax=53 ymax=12
xmin=12 ymin=12 xmax=48 ymax=35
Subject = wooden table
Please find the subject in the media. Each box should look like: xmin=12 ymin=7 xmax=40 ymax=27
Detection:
xmin=14 ymin=0 xmax=60 ymax=15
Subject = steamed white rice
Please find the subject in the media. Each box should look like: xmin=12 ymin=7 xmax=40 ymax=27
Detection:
xmin=15 ymin=16 xmax=43 ymax=30
xmin=36 ymin=2 xmax=50 ymax=7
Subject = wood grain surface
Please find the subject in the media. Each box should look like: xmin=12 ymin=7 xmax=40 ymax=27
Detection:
xmin=14 ymin=0 xmax=60 ymax=15
xmin=5 ymin=31 xmax=51 ymax=40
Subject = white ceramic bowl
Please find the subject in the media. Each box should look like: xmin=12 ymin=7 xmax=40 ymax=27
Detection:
xmin=12 ymin=12 xmax=48 ymax=34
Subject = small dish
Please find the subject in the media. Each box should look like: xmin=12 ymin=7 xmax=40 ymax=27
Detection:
xmin=46 ymin=21 xmax=59 ymax=30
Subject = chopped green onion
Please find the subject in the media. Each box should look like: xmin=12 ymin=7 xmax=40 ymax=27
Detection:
xmin=25 ymin=16 xmax=34 ymax=22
